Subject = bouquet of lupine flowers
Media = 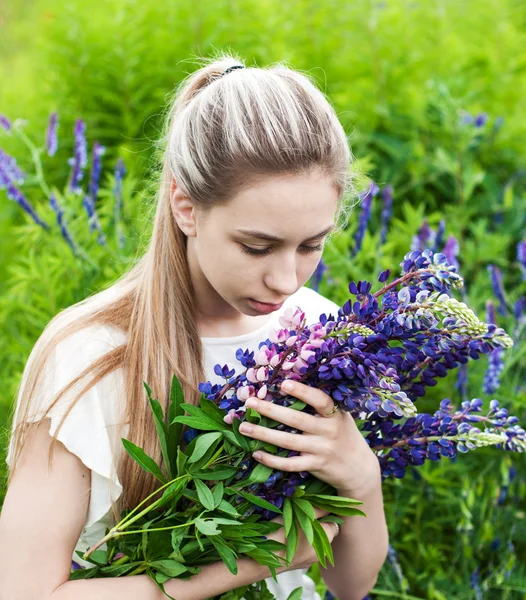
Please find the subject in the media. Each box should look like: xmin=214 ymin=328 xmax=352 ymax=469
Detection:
xmin=71 ymin=248 xmax=525 ymax=600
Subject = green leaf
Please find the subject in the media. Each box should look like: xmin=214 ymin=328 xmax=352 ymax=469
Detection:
xmin=157 ymin=477 xmax=188 ymax=510
xmin=195 ymin=518 xmax=221 ymax=535
xmin=149 ymin=559 xmax=188 ymax=577
xmin=187 ymin=432 xmax=222 ymax=464
xmin=293 ymin=502 xmax=314 ymax=545
xmin=199 ymin=395 xmax=229 ymax=426
xmin=194 ymin=478 xmax=216 ymax=510
xmin=218 ymin=499 xmax=241 ymax=517
xmin=283 ymin=498 xmax=293 ymax=537
xmin=285 ymin=518 xmax=298 ymax=566
xmin=312 ymin=517 xmax=334 ymax=568
xmin=168 ymin=374 xmax=186 ymax=472
xmin=212 ymin=481 xmax=224 ymax=506
xmin=232 ymin=418 xmax=254 ymax=451
xmin=307 ymin=493 xmax=363 ymax=505
xmin=237 ymin=490 xmax=283 ymax=514
xmin=210 ymin=538 xmax=238 ymax=575
xmin=308 ymin=500 xmax=366 ymax=517
xmin=172 ymin=415 xmax=225 ymax=431
xmin=144 ymin=382 xmax=172 ymax=480
xmin=176 ymin=447 xmax=188 ymax=476
xmin=232 ymin=462 xmax=273 ymax=488
xmin=286 ymin=587 xmax=304 ymax=600
xmin=292 ymin=497 xmax=316 ymax=521
xmin=191 ymin=466 xmax=238 ymax=480
xmin=121 ymin=438 xmax=167 ymax=484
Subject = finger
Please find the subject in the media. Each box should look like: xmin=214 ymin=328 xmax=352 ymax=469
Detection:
xmin=251 ymin=450 xmax=317 ymax=472
xmin=313 ymin=507 xmax=330 ymax=519
xmin=239 ymin=421 xmax=314 ymax=453
xmin=320 ymin=521 xmax=340 ymax=543
xmin=244 ymin=397 xmax=322 ymax=435
xmin=280 ymin=380 xmax=336 ymax=418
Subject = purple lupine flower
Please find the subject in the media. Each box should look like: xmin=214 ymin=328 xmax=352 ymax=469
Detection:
xmin=50 ymin=192 xmax=78 ymax=254
xmin=71 ymin=560 xmax=85 ymax=571
xmin=0 ymin=149 xmax=26 ymax=187
xmin=0 ymin=115 xmax=11 ymax=132
xmin=483 ymin=301 xmax=505 ymax=394
xmin=460 ymin=112 xmax=474 ymax=126
xmin=351 ymin=182 xmax=378 ymax=258
xmin=517 ymin=240 xmax=526 ymax=282
xmin=6 ymin=183 xmax=49 ymax=230
xmin=67 ymin=119 xmax=88 ymax=194
xmin=311 ymin=258 xmax=327 ymax=292
xmin=455 ymin=362 xmax=469 ymax=402
xmin=433 ymin=219 xmax=446 ymax=252
xmin=82 ymin=194 xmax=106 ymax=246
xmin=88 ymin=142 xmax=106 ymax=205
xmin=379 ymin=184 xmax=393 ymax=245
xmin=470 ymin=567 xmax=482 ymax=600
xmin=411 ymin=218 xmax=436 ymax=252
xmin=513 ymin=296 xmax=526 ymax=342
xmin=487 ymin=264 xmax=509 ymax=316
xmin=474 ymin=113 xmax=488 ymax=128
xmin=442 ymin=235 xmax=460 ymax=272
xmin=386 ymin=544 xmax=407 ymax=591
xmin=113 ymin=158 xmax=127 ymax=249
xmin=46 ymin=112 xmax=59 ymax=157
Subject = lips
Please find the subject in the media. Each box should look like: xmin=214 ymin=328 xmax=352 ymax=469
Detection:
xmin=252 ymin=299 xmax=284 ymax=309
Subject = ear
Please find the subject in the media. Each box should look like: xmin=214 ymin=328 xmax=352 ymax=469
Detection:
xmin=170 ymin=177 xmax=197 ymax=237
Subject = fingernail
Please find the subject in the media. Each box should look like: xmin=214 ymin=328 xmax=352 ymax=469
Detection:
xmin=245 ymin=399 xmax=258 ymax=408
xmin=281 ymin=380 xmax=293 ymax=391
xmin=253 ymin=452 xmax=262 ymax=461
xmin=239 ymin=423 xmax=253 ymax=433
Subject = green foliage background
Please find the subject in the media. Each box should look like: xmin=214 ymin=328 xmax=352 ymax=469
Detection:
xmin=0 ymin=0 xmax=525 ymax=598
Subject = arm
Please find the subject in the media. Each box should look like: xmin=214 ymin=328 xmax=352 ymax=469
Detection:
xmin=51 ymin=556 xmax=277 ymax=600
xmin=320 ymin=464 xmax=389 ymax=600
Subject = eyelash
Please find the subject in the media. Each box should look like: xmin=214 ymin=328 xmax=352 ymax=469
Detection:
xmin=241 ymin=243 xmax=324 ymax=256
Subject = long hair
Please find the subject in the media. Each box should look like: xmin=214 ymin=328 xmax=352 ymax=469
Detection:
xmin=6 ymin=51 xmax=359 ymax=523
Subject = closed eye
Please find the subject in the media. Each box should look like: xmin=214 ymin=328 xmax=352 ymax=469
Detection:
xmin=240 ymin=243 xmax=323 ymax=256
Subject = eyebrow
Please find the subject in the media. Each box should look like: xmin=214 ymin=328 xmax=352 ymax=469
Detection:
xmin=236 ymin=225 xmax=335 ymax=243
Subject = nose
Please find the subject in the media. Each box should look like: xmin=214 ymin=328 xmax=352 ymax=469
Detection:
xmin=263 ymin=253 xmax=298 ymax=297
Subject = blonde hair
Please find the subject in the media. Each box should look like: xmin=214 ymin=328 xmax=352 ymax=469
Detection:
xmin=6 ymin=51 xmax=358 ymax=523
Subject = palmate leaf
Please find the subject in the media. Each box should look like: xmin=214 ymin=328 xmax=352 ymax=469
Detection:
xmin=121 ymin=438 xmax=167 ymax=484
xmin=311 ymin=518 xmax=335 ymax=568
xmin=144 ymin=382 xmax=173 ymax=481
xmin=292 ymin=500 xmax=314 ymax=545
xmin=236 ymin=490 xmax=283 ymax=514
xmin=194 ymin=478 xmax=216 ymax=510
xmin=210 ymin=538 xmax=238 ymax=575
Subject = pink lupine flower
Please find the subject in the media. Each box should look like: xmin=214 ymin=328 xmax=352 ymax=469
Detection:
xmin=246 ymin=368 xmax=258 ymax=383
xmin=285 ymin=335 xmax=297 ymax=347
xmin=256 ymin=366 xmax=269 ymax=382
xmin=257 ymin=384 xmax=268 ymax=399
xmin=268 ymin=328 xmax=289 ymax=343
xmin=223 ymin=408 xmax=237 ymax=425
xmin=238 ymin=385 xmax=255 ymax=401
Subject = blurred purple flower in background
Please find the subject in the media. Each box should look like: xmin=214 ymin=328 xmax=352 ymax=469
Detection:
xmin=311 ymin=258 xmax=327 ymax=292
xmin=50 ymin=192 xmax=78 ymax=254
xmin=488 ymin=264 xmax=509 ymax=317
xmin=46 ymin=112 xmax=59 ymax=157
xmin=67 ymin=119 xmax=88 ymax=194
xmin=517 ymin=240 xmax=526 ymax=281
xmin=432 ymin=219 xmax=446 ymax=253
xmin=483 ymin=301 xmax=505 ymax=394
xmin=411 ymin=217 xmax=436 ymax=252
xmin=0 ymin=149 xmax=26 ymax=187
xmin=351 ymin=182 xmax=378 ymax=257
xmin=442 ymin=235 xmax=460 ymax=272
xmin=82 ymin=141 xmax=106 ymax=246
xmin=0 ymin=115 xmax=11 ymax=132
xmin=113 ymin=157 xmax=127 ymax=249
xmin=379 ymin=184 xmax=393 ymax=245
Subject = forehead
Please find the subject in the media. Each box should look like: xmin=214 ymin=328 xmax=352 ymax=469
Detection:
xmin=211 ymin=171 xmax=339 ymax=237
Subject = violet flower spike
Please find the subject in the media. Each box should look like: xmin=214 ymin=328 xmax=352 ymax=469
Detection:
xmin=0 ymin=149 xmax=26 ymax=188
xmin=487 ymin=264 xmax=509 ymax=316
xmin=517 ymin=240 xmax=526 ymax=282
xmin=0 ymin=115 xmax=12 ymax=133
xmin=50 ymin=193 xmax=79 ymax=254
xmin=310 ymin=258 xmax=327 ymax=292
xmin=46 ymin=112 xmax=59 ymax=157
xmin=483 ymin=301 xmax=505 ymax=394
xmin=379 ymin=184 xmax=393 ymax=246
xmin=113 ymin=158 xmax=127 ymax=249
xmin=6 ymin=183 xmax=49 ymax=230
xmin=432 ymin=219 xmax=446 ymax=253
xmin=442 ymin=235 xmax=460 ymax=272
xmin=351 ymin=182 xmax=378 ymax=258
xmin=67 ymin=119 xmax=88 ymax=195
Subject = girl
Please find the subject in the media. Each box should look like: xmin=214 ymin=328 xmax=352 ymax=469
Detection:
xmin=0 ymin=53 xmax=389 ymax=600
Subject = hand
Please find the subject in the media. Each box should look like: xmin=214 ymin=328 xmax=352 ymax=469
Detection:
xmin=265 ymin=507 xmax=340 ymax=571
xmin=239 ymin=380 xmax=380 ymax=496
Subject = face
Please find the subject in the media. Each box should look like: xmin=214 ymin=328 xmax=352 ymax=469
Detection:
xmin=171 ymin=168 xmax=339 ymax=324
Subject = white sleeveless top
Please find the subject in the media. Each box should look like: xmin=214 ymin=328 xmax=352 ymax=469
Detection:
xmin=6 ymin=284 xmax=340 ymax=600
